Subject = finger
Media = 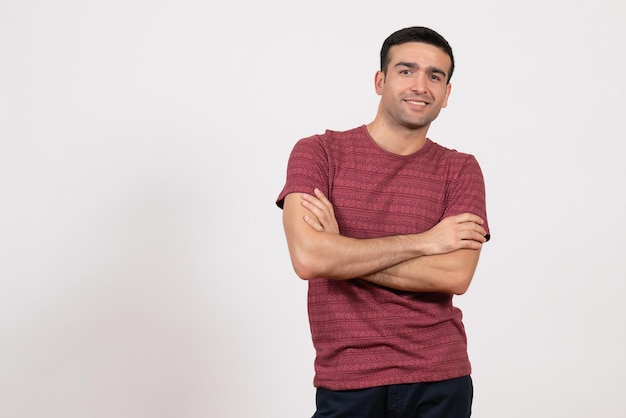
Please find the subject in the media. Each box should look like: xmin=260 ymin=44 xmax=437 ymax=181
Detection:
xmin=302 ymin=192 xmax=328 ymax=213
xmin=466 ymin=224 xmax=487 ymax=238
xmin=462 ymin=230 xmax=487 ymax=243
xmin=461 ymin=240 xmax=483 ymax=250
xmin=302 ymin=196 xmax=335 ymax=224
xmin=313 ymin=188 xmax=335 ymax=214
xmin=457 ymin=220 xmax=486 ymax=236
xmin=313 ymin=188 xmax=331 ymax=205
xmin=455 ymin=213 xmax=484 ymax=225
xmin=302 ymin=199 xmax=328 ymax=221
xmin=303 ymin=215 xmax=324 ymax=232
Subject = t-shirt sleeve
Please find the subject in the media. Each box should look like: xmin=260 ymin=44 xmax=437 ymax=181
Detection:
xmin=442 ymin=154 xmax=491 ymax=241
xmin=276 ymin=135 xmax=329 ymax=209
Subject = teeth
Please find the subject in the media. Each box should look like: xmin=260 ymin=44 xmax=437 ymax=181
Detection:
xmin=407 ymin=100 xmax=426 ymax=106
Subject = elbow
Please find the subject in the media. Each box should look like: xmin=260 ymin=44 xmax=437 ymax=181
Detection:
xmin=292 ymin=260 xmax=317 ymax=281
xmin=290 ymin=246 xmax=341 ymax=281
xmin=451 ymin=283 xmax=470 ymax=295
xmin=449 ymin=271 xmax=474 ymax=295
xmin=447 ymin=253 xmax=479 ymax=295
xmin=289 ymin=247 xmax=323 ymax=281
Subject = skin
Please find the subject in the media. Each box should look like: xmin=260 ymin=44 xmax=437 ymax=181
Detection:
xmin=369 ymin=41 xmax=452 ymax=155
xmin=282 ymin=42 xmax=486 ymax=295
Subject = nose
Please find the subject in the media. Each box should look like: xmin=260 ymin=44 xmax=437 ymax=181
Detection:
xmin=411 ymin=73 xmax=428 ymax=94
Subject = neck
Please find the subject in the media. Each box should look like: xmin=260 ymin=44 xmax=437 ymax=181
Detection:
xmin=366 ymin=119 xmax=429 ymax=156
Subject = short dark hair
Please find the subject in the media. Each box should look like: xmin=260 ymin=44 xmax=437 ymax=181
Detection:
xmin=380 ymin=26 xmax=455 ymax=83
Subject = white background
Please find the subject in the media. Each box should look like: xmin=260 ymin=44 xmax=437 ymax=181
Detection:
xmin=1 ymin=1 xmax=625 ymax=417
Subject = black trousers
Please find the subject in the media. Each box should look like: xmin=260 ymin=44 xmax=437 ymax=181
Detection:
xmin=312 ymin=376 xmax=473 ymax=418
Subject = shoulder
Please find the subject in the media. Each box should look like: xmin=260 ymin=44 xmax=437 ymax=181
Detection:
xmin=427 ymin=140 xmax=481 ymax=167
xmin=300 ymin=125 xmax=365 ymax=144
xmin=291 ymin=125 xmax=366 ymax=154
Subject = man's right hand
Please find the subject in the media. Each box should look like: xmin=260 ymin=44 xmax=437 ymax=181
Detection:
xmin=422 ymin=213 xmax=487 ymax=255
xmin=300 ymin=188 xmax=339 ymax=235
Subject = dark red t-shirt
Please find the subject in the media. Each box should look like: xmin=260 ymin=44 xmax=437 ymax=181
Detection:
xmin=277 ymin=125 xmax=490 ymax=390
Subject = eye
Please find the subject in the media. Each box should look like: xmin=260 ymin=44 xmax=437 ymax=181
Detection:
xmin=400 ymin=69 xmax=412 ymax=75
xmin=429 ymin=74 xmax=442 ymax=81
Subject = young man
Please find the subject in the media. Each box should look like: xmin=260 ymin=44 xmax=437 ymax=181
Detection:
xmin=276 ymin=26 xmax=490 ymax=418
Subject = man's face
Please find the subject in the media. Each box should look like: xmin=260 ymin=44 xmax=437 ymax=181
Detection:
xmin=375 ymin=42 xmax=452 ymax=131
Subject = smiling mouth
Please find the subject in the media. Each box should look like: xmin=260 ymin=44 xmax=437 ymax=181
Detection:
xmin=405 ymin=100 xmax=427 ymax=106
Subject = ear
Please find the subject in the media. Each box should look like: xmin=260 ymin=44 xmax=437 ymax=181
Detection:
xmin=374 ymin=71 xmax=385 ymax=95
xmin=442 ymin=82 xmax=452 ymax=108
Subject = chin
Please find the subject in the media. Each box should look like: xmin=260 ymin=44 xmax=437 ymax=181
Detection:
xmin=403 ymin=119 xmax=431 ymax=130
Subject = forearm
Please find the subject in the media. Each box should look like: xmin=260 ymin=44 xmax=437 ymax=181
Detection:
xmin=362 ymin=249 xmax=481 ymax=295
xmin=283 ymin=193 xmax=438 ymax=280
xmin=283 ymin=192 xmax=486 ymax=282
xmin=286 ymin=225 xmax=431 ymax=281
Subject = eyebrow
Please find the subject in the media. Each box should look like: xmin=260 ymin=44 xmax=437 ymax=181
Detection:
xmin=394 ymin=61 xmax=448 ymax=79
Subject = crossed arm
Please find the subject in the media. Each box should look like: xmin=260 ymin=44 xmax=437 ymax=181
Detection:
xmin=282 ymin=189 xmax=487 ymax=295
